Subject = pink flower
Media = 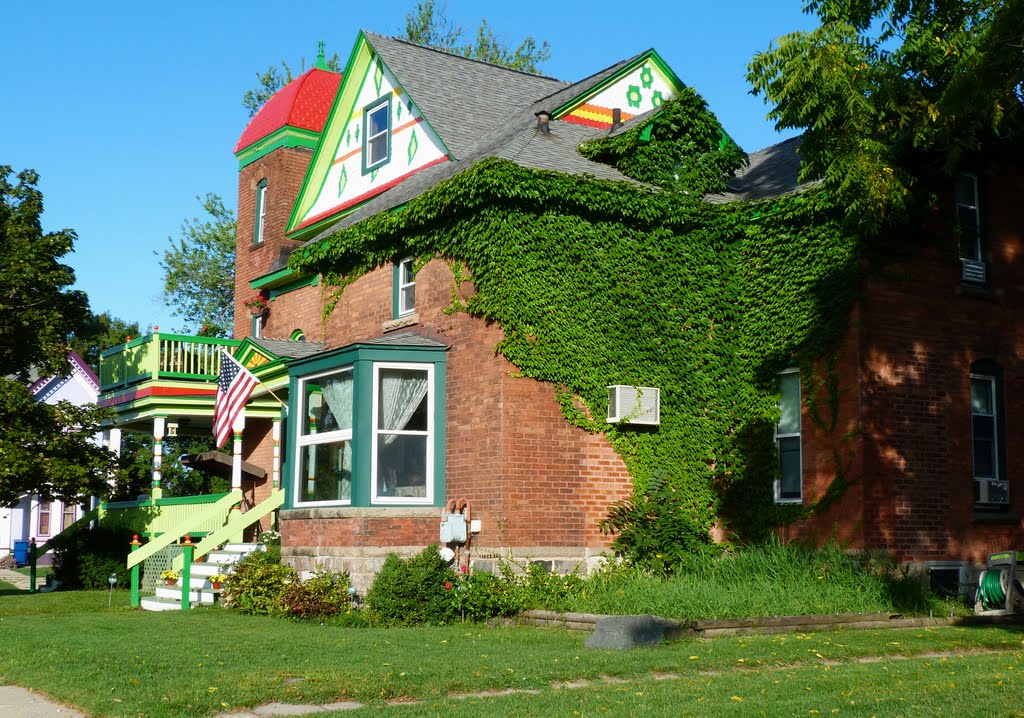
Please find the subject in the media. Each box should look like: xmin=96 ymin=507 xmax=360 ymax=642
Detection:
xmin=460 ymin=564 xmax=468 ymax=573
xmin=444 ymin=582 xmax=452 ymax=590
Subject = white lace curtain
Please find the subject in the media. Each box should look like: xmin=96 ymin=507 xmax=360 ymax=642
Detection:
xmin=378 ymin=369 xmax=428 ymax=445
xmin=320 ymin=372 xmax=353 ymax=431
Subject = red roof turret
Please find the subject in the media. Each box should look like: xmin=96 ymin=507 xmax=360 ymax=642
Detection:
xmin=234 ymin=67 xmax=342 ymax=154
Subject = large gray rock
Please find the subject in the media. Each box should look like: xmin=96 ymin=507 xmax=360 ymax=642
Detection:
xmin=584 ymin=614 xmax=682 ymax=650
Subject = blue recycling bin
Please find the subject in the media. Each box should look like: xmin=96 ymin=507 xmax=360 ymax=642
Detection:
xmin=13 ymin=540 xmax=29 ymax=567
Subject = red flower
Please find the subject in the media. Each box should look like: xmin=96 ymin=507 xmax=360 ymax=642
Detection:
xmin=460 ymin=564 xmax=468 ymax=573
xmin=444 ymin=581 xmax=452 ymax=590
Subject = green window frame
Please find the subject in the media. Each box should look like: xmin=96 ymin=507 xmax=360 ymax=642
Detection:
xmin=775 ymin=369 xmax=802 ymax=503
xmin=970 ymin=359 xmax=1007 ymax=507
xmin=254 ymin=179 xmax=268 ymax=246
xmin=285 ymin=342 xmax=446 ymax=509
xmin=362 ymin=95 xmax=392 ymax=174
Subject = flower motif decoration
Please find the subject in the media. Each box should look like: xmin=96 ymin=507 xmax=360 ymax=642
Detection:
xmin=627 ymin=85 xmax=643 ymax=109
xmin=640 ymin=65 xmax=654 ymax=89
xmin=651 ymin=90 xmax=664 ymax=108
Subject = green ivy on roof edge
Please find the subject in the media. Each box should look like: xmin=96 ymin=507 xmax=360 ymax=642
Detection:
xmin=292 ymin=93 xmax=861 ymax=546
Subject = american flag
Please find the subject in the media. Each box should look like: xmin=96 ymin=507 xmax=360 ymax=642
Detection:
xmin=213 ymin=351 xmax=258 ymax=447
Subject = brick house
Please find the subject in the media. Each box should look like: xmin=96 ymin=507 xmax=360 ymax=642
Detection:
xmin=98 ymin=32 xmax=1023 ymax=588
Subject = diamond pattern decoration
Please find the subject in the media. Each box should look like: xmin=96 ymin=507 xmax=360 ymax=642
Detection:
xmin=337 ymin=165 xmax=347 ymax=197
xmin=371 ymin=168 xmax=379 ymax=183
xmin=407 ymin=129 xmax=419 ymax=165
xmin=373 ymin=61 xmax=384 ymax=95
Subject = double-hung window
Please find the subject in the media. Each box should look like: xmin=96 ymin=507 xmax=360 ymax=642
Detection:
xmin=254 ymin=179 xmax=268 ymax=246
xmin=955 ymin=173 xmax=985 ymax=284
xmin=372 ymin=363 xmax=432 ymax=502
xmin=297 ymin=369 xmax=354 ymax=504
xmin=37 ymin=502 xmax=51 ymax=536
xmin=362 ymin=96 xmax=391 ymax=173
xmin=288 ymin=340 xmax=446 ymax=509
xmin=970 ymin=366 xmax=1007 ymax=506
xmin=775 ymin=369 xmax=802 ymax=503
xmin=395 ymin=257 xmax=415 ymax=317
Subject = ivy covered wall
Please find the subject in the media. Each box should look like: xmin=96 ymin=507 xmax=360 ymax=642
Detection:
xmin=292 ymin=91 xmax=861 ymax=545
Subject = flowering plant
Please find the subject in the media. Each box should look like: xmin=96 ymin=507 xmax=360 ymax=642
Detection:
xmin=160 ymin=569 xmax=178 ymax=581
xmin=244 ymin=295 xmax=269 ymax=313
xmin=209 ymin=573 xmax=227 ymax=585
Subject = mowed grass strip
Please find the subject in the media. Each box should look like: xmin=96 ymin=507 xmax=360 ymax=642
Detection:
xmin=0 ymin=591 xmax=1021 ymax=718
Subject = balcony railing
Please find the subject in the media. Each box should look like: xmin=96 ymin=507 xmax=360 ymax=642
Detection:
xmin=99 ymin=332 xmax=241 ymax=392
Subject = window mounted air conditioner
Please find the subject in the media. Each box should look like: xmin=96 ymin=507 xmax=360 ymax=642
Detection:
xmin=606 ymin=385 xmax=660 ymax=425
xmin=961 ymin=259 xmax=987 ymax=284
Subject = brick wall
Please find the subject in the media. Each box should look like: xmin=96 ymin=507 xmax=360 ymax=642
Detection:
xmin=788 ymin=159 xmax=1024 ymax=564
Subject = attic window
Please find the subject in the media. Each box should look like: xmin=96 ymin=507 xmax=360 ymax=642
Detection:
xmin=253 ymin=179 xmax=268 ymax=246
xmin=362 ymin=96 xmax=392 ymax=173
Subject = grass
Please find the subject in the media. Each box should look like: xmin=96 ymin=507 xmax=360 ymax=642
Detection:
xmin=562 ymin=542 xmax=964 ymax=620
xmin=0 ymin=590 xmax=1022 ymax=717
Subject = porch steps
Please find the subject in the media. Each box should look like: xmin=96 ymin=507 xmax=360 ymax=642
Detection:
xmin=139 ymin=542 xmax=265 ymax=612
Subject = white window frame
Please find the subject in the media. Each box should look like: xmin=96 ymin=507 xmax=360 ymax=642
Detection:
xmin=397 ymin=257 xmax=415 ymax=316
xmin=293 ymin=367 xmax=354 ymax=508
xmin=37 ymin=501 xmax=52 ymax=536
xmin=363 ymin=98 xmax=391 ymax=171
xmin=970 ymin=373 xmax=1006 ymax=505
xmin=774 ymin=368 xmax=802 ymax=504
xmin=371 ymin=362 xmax=434 ymax=505
xmin=254 ymin=180 xmax=267 ymax=246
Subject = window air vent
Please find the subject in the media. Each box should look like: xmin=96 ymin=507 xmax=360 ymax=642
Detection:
xmin=606 ymin=385 xmax=660 ymax=425
xmin=961 ymin=259 xmax=987 ymax=284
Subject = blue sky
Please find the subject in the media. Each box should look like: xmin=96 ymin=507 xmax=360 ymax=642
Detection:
xmin=2 ymin=1 xmax=815 ymax=335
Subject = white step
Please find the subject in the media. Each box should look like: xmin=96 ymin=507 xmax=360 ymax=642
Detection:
xmin=155 ymin=585 xmax=218 ymax=603
xmin=224 ymin=542 xmax=265 ymax=553
xmin=140 ymin=596 xmax=201 ymax=611
xmin=189 ymin=562 xmax=227 ymax=577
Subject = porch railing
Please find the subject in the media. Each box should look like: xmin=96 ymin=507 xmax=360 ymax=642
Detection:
xmin=99 ymin=332 xmax=241 ymax=393
xmin=100 ymin=492 xmax=236 ymax=537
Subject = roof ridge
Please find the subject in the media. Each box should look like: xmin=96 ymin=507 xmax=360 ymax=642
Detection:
xmin=362 ymin=30 xmax=568 ymax=85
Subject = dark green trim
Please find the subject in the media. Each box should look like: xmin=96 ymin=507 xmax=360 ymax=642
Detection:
xmin=270 ymin=274 xmax=319 ymax=299
xmin=155 ymin=492 xmax=232 ymax=507
xmin=283 ymin=341 xmax=447 ymax=510
xmin=253 ymin=179 xmax=268 ymax=246
xmin=361 ymin=94 xmax=393 ymax=175
xmin=236 ymin=127 xmax=321 ymax=170
xmin=391 ymin=261 xmax=400 ymax=320
xmin=552 ymin=49 xmax=684 ymax=120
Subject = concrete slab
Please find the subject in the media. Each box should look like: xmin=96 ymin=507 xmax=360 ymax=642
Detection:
xmin=0 ymin=685 xmax=84 ymax=718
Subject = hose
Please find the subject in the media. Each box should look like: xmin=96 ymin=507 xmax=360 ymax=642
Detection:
xmin=978 ymin=569 xmax=1008 ymax=611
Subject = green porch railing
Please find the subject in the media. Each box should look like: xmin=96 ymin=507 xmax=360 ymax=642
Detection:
xmin=171 ymin=489 xmax=285 ymax=573
xmin=99 ymin=332 xmax=240 ymax=393
xmin=100 ymin=492 xmax=235 ymax=537
xmin=28 ymin=506 xmax=100 ymax=594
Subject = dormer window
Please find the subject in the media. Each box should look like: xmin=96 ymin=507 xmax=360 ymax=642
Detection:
xmin=955 ymin=173 xmax=985 ymax=284
xmin=362 ymin=96 xmax=392 ymax=173
xmin=254 ymin=179 xmax=268 ymax=246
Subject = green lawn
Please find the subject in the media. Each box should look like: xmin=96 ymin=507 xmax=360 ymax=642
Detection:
xmin=0 ymin=591 xmax=1021 ymax=717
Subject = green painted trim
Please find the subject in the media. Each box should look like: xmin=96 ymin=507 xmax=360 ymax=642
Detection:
xmin=250 ymin=265 xmax=296 ymax=289
xmin=269 ymin=274 xmax=319 ymax=299
xmin=155 ymin=492 xmax=231 ymax=507
xmin=551 ymin=49 xmax=684 ymax=120
xmin=432 ymin=358 xmax=447 ymax=504
xmin=361 ymin=93 xmax=393 ymax=175
xmin=287 ymin=32 xmax=372 ymax=235
xmin=351 ymin=357 xmax=373 ymax=506
xmin=235 ymin=126 xmax=321 ymax=169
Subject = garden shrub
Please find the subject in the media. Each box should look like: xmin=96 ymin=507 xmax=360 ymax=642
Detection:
xmin=49 ymin=525 xmax=134 ymax=589
xmin=279 ymin=566 xmax=351 ymax=620
xmin=0 ymin=554 xmax=17 ymax=570
xmin=222 ymin=549 xmax=295 ymax=616
xmin=365 ymin=545 xmax=458 ymax=626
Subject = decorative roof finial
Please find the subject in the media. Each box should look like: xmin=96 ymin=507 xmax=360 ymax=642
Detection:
xmin=315 ymin=40 xmax=328 ymax=70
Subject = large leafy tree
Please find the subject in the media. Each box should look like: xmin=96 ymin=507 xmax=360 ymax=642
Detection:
xmin=159 ymin=193 xmax=236 ymax=337
xmin=0 ymin=166 xmax=117 ymax=507
xmin=243 ymin=3 xmax=551 ymax=116
xmin=747 ymin=0 xmax=1024 ymax=233
xmin=71 ymin=311 xmax=141 ymax=373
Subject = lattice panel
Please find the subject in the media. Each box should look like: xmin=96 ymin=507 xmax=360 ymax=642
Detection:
xmin=142 ymin=545 xmax=185 ymax=594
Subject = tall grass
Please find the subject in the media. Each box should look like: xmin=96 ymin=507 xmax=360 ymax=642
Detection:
xmin=566 ymin=541 xmax=950 ymax=619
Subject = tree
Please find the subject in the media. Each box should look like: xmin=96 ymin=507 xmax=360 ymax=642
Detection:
xmin=159 ymin=193 xmax=236 ymax=337
xmin=71 ymin=312 xmax=141 ymax=373
xmin=747 ymin=0 xmax=1024 ymax=234
xmin=243 ymin=4 xmax=551 ymax=116
xmin=111 ymin=433 xmax=226 ymax=501
xmin=0 ymin=166 xmax=117 ymax=507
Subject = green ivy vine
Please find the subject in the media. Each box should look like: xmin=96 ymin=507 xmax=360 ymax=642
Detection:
xmin=293 ymin=92 xmax=861 ymax=546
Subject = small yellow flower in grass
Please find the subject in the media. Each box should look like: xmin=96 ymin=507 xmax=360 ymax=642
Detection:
xmin=731 ymin=696 xmax=743 ymax=702
xmin=207 ymin=687 xmax=217 ymax=693
xmin=221 ymin=702 xmax=229 ymax=708
xmin=689 ymin=656 xmax=699 ymax=660
xmin=810 ymin=711 xmax=820 ymax=715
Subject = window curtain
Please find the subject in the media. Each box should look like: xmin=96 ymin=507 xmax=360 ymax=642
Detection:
xmin=379 ymin=370 xmax=428 ymax=445
xmin=320 ymin=373 xmax=353 ymax=431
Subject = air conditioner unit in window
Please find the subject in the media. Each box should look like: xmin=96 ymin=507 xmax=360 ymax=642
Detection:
xmin=961 ymin=258 xmax=987 ymax=284
xmin=606 ymin=385 xmax=660 ymax=425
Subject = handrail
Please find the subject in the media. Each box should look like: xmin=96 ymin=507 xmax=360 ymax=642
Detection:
xmin=31 ymin=506 xmax=100 ymax=560
xmin=99 ymin=332 xmax=241 ymax=392
xmin=126 ymin=490 xmax=242 ymax=570
xmin=172 ymin=489 xmax=285 ymax=571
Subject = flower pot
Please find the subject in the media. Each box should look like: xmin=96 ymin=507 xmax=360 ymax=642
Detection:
xmin=165 ymin=579 xmax=175 ymax=586
xmin=211 ymin=582 xmax=221 ymax=590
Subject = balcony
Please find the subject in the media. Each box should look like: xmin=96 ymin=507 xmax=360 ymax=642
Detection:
xmin=99 ymin=332 xmax=241 ymax=394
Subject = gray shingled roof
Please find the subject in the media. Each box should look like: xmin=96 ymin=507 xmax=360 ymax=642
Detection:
xmin=360 ymin=329 xmax=449 ymax=348
xmin=250 ymin=337 xmax=327 ymax=360
xmin=307 ymin=42 xmax=654 ymax=244
xmin=706 ymin=135 xmax=816 ymax=203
